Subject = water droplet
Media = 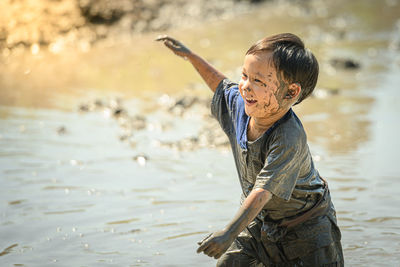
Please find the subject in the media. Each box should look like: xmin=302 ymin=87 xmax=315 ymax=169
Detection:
xmin=31 ymin=43 xmax=40 ymax=55
xmin=103 ymin=109 xmax=112 ymax=118
xmin=134 ymin=155 xmax=148 ymax=166
xmin=49 ymin=40 xmax=64 ymax=54
xmin=313 ymin=155 xmax=321 ymax=162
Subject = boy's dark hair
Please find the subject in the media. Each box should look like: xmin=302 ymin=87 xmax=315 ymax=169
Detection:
xmin=246 ymin=33 xmax=319 ymax=104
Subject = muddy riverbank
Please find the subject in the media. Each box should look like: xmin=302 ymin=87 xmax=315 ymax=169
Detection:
xmin=0 ymin=0 xmax=257 ymax=54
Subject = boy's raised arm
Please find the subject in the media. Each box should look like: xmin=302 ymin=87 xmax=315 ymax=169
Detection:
xmin=156 ymin=36 xmax=226 ymax=92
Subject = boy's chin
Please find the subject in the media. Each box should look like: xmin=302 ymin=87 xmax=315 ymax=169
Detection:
xmin=244 ymin=107 xmax=252 ymax=117
xmin=244 ymin=107 xmax=276 ymax=119
xmin=244 ymin=106 xmax=260 ymax=117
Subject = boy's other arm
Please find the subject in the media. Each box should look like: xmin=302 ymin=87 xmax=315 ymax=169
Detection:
xmin=156 ymin=35 xmax=226 ymax=92
xmin=196 ymin=188 xmax=272 ymax=259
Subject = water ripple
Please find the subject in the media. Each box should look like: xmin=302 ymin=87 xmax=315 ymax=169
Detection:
xmin=44 ymin=209 xmax=86 ymax=215
xmin=365 ymin=216 xmax=400 ymax=223
xmin=107 ymin=218 xmax=140 ymax=225
xmin=160 ymin=231 xmax=209 ymax=241
xmin=0 ymin=244 xmax=18 ymax=257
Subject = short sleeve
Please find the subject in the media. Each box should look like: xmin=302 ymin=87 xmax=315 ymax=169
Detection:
xmin=253 ymin=129 xmax=303 ymax=201
xmin=211 ymin=78 xmax=240 ymax=132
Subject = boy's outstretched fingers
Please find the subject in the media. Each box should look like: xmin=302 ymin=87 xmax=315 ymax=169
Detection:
xmin=197 ymin=233 xmax=214 ymax=254
xmin=197 ymin=233 xmax=212 ymax=245
xmin=155 ymin=35 xmax=191 ymax=58
xmin=155 ymin=35 xmax=170 ymax=42
xmin=197 ymin=239 xmax=210 ymax=254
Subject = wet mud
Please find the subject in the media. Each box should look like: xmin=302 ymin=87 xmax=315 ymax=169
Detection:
xmin=0 ymin=0 xmax=256 ymax=54
xmin=1 ymin=0 xmax=400 ymax=266
xmin=78 ymin=94 xmax=229 ymax=152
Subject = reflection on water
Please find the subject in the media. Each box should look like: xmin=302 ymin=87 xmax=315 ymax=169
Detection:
xmin=1 ymin=0 xmax=400 ymax=266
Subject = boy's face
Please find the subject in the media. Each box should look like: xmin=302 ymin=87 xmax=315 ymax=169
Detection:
xmin=239 ymin=51 xmax=291 ymax=119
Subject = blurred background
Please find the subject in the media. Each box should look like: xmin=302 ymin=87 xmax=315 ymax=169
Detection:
xmin=1 ymin=0 xmax=400 ymax=266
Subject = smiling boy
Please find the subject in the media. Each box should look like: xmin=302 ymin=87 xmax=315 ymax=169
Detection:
xmin=157 ymin=33 xmax=343 ymax=266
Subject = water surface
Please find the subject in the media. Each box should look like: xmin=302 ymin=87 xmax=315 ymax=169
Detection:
xmin=1 ymin=0 xmax=400 ymax=265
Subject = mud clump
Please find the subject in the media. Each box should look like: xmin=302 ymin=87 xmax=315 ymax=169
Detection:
xmin=330 ymin=58 xmax=361 ymax=70
xmin=78 ymin=95 xmax=230 ymax=153
xmin=0 ymin=0 xmax=86 ymax=51
xmin=78 ymin=0 xmax=138 ymax=25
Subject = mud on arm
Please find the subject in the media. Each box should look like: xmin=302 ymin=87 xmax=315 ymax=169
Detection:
xmin=156 ymin=35 xmax=226 ymax=92
xmin=197 ymin=188 xmax=272 ymax=259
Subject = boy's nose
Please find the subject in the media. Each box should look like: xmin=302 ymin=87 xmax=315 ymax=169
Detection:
xmin=242 ymin=80 xmax=252 ymax=92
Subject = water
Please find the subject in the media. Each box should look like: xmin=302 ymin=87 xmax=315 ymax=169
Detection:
xmin=1 ymin=0 xmax=400 ymax=266
xmin=0 ymin=106 xmax=240 ymax=266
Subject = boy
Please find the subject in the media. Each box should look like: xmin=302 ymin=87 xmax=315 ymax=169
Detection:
xmin=156 ymin=33 xmax=343 ymax=266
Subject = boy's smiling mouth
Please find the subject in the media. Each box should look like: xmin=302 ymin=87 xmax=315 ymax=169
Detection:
xmin=244 ymin=97 xmax=258 ymax=105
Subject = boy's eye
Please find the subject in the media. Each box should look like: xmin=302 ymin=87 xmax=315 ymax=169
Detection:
xmin=241 ymin=73 xmax=248 ymax=79
xmin=254 ymin=79 xmax=266 ymax=86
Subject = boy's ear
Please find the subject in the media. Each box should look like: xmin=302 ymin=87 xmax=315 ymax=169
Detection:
xmin=285 ymin=83 xmax=301 ymax=99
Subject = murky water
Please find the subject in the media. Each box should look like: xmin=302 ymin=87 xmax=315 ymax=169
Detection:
xmin=1 ymin=0 xmax=400 ymax=266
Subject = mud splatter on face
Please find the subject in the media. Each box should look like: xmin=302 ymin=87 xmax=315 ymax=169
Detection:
xmin=274 ymin=70 xmax=289 ymax=110
xmin=257 ymin=61 xmax=284 ymax=115
xmin=239 ymin=53 xmax=292 ymax=119
xmin=267 ymin=72 xmax=272 ymax=82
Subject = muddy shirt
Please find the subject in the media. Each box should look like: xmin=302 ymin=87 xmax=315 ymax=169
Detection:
xmin=211 ymin=79 xmax=327 ymax=221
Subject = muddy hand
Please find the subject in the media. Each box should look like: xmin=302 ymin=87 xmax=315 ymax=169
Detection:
xmin=197 ymin=233 xmax=213 ymax=245
xmin=196 ymin=230 xmax=233 ymax=259
xmin=155 ymin=35 xmax=192 ymax=59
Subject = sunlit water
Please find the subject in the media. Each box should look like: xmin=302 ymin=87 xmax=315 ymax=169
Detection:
xmin=1 ymin=0 xmax=400 ymax=266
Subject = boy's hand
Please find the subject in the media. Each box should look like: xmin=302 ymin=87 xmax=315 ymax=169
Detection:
xmin=155 ymin=35 xmax=192 ymax=59
xmin=196 ymin=230 xmax=233 ymax=259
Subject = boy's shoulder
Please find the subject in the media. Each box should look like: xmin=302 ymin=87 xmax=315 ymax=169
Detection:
xmin=268 ymin=110 xmax=307 ymax=147
xmin=218 ymin=78 xmax=238 ymax=91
